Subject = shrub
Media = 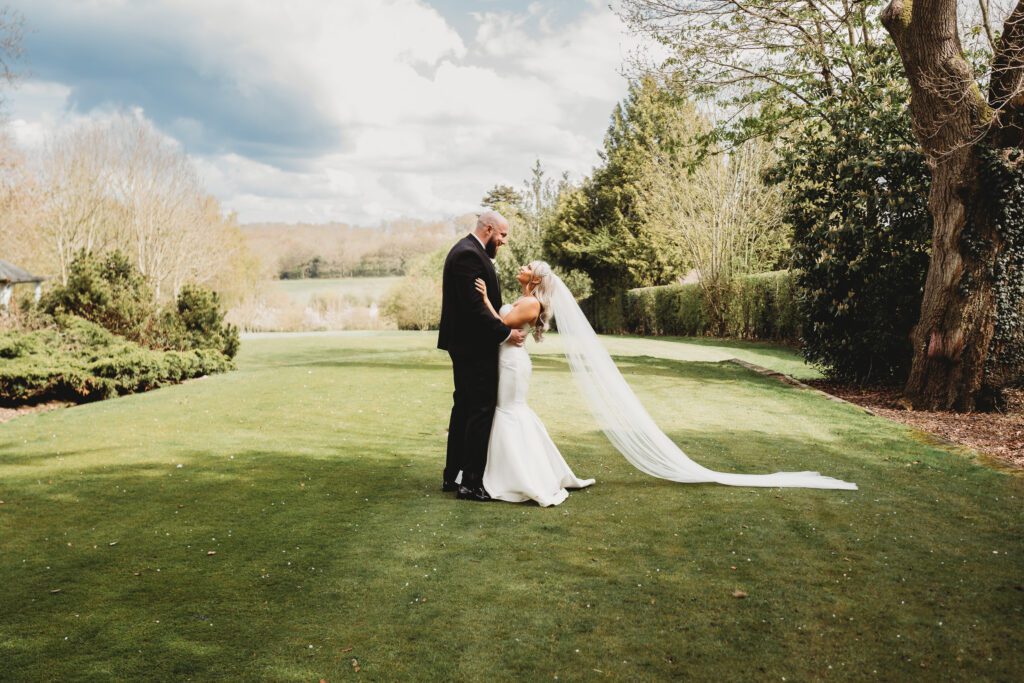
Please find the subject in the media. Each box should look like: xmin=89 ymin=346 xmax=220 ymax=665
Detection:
xmin=726 ymin=271 xmax=800 ymax=341
xmin=980 ymin=147 xmax=1024 ymax=389
xmin=623 ymin=271 xmax=799 ymax=341
xmin=157 ymin=285 xmax=240 ymax=359
xmin=39 ymin=251 xmax=240 ymax=359
xmin=383 ymin=275 xmax=442 ymax=331
xmin=382 ymin=249 xmax=446 ymax=331
xmin=40 ymin=251 xmax=156 ymax=343
xmin=0 ymin=316 xmax=233 ymax=406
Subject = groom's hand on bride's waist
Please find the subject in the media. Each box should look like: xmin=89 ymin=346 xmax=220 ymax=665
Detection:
xmin=507 ymin=329 xmax=527 ymax=347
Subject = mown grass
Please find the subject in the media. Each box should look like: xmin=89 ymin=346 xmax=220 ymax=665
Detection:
xmin=1 ymin=332 xmax=1021 ymax=681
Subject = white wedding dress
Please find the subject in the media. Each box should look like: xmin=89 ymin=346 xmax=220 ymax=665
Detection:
xmin=483 ymin=304 xmax=595 ymax=506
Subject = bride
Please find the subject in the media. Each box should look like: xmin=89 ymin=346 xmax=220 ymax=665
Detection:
xmin=475 ymin=261 xmax=595 ymax=506
xmin=475 ymin=260 xmax=857 ymax=504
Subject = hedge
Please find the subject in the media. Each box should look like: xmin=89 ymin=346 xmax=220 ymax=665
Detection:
xmin=622 ymin=270 xmax=799 ymax=342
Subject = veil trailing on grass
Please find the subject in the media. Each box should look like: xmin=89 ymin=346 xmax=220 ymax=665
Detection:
xmin=547 ymin=276 xmax=857 ymax=490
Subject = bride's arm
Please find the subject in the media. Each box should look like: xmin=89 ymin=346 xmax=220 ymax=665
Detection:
xmin=501 ymin=298 xmax=540 ymax=329
xmin=473 ymin=278 xmax=501 ymax=320
xmin=474 ymin=279 xmax=540 ymax=328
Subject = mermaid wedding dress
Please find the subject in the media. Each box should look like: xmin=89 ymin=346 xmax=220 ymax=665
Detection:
xmin=482 ymin=304 xmax=595 ymax=506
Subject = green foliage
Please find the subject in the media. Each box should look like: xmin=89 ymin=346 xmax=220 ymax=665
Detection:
xmin=0 ymin=316 xmax=231 ymax=406
xmin=558 ymin=268 xmax=593 ymax=303
xmin=619 ymin=2 xmax=890 ymax=162
xmin=39 ymin=250 xmax=239 ymax=359
xmin=726 ymin=271 xmax=801 ymax=342
xmin=5 ymin=251 xmax=238 ymax=405
xmin=40 ymin=250 xmax=156 ymax=343
xmin=979 ymin=147 xmax=1024 ymax=387
xmin=382 ymin=248 xmax=446 ymax=330
xmin=491 ymin=160 xmax=594 ymax=304
xmin=158 ymin=285 xmax=241 ymax=359
xmin=545 ymin=77 xmax=693 ymax=295
xmin=623 ymin=271 xmax=799 ymax=341
xmin=383 ymin=161 xmax=597 ymax=331
xmin=481 ymin=184 xmax=524 ymax=210
xmin=777 ymin=47 xmax=932 ymax=383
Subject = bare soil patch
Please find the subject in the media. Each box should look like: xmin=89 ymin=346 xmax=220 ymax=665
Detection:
xmin=0 ymin=401 xmax=73 ymax=424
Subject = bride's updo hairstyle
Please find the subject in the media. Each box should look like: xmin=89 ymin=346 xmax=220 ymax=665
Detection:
xmin=528 ymin=260 xmax=555 ymax=342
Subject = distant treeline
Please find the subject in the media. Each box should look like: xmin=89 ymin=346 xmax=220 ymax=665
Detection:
xmin=242 ymin=216 xmax=477 ymax=279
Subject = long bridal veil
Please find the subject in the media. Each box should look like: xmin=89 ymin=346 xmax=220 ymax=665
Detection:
xmin=547 ymin=276 xmax=857 ymax=490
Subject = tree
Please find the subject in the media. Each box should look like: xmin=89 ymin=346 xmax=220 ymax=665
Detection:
xmin=37 ymin=123 xmax=121 ymax=284
xmin=382 ymin=249 xmax=446 ymax=330
xmin=545 ymin=77 xmax=693 ymax=299
xmin=0 ymin=7 xmax=23 ymax=107
xmin=619 ymin=1 xmax=883 ymax=155
xmin=487 ymin=161 xmax=593 ymax=302
xmin=0 ymin=131 xmax=41 ymax=269
xmin=621 ymin=0 xmax=1023 ymax=408
xmin=481 ymin=184 xmax=523 ymax=210
xmin=880 ymin=0 xmax=1024 ymax=409
xmin=639 ymin=138 xmax=788 ymax=334
xmin=32 ymin=115 xmax=254 ymax=303
xmin=779 ymin=47 xmax=933 ymax=382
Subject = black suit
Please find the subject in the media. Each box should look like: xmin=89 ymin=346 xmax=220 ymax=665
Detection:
xmin=437 ymin=235 xmax=511 ymax=485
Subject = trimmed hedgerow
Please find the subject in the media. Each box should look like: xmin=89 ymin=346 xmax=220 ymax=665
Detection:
xmin=623 ymin=271 xmax=799 ymax=342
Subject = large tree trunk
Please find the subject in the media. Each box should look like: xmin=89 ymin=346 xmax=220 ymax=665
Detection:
xmin=882 ymin=0 xmax=1024 ymax=411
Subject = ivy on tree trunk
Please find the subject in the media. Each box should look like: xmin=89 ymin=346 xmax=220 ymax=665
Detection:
xmin=882 ymin=0 xmax=1024 ymax=411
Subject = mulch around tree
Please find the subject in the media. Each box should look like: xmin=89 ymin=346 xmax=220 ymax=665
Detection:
xmin=807 ymin=381 xmax=1024 ymax=470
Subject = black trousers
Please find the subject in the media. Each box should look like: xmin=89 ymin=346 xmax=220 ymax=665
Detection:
xmin=445 ymin=350 xmax=499 ymax=485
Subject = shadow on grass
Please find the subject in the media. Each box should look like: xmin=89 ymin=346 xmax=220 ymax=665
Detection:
xmin=2 ymin=335 xmax=1022 ymax=680
xmin=2 ymin=436 xmax=1022 ymax=681
xmin=2 ymin=408 xmax=1023 ymax=682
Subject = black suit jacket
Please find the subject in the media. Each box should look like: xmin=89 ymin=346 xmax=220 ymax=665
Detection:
xmin=437 ymin=235 xmax=511 ymax=355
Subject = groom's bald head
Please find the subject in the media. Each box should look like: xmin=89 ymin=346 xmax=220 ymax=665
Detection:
xmin=475 ymin=210 xmax=509 ymax=256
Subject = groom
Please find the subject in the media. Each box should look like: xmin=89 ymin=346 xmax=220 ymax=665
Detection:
xmin=437 ymin=211 xmax=526 ymax=501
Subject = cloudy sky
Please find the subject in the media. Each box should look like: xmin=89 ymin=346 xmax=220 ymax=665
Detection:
xmin=4 ymin=0 xmax=652 ymax=225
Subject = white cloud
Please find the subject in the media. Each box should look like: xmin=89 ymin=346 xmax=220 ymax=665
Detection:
xmin=4 ymin=0 xmax=657 ymax=224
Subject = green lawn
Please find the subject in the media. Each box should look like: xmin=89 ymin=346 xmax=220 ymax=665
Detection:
xmin=1 ymin=332 xmax=1021 ymax=681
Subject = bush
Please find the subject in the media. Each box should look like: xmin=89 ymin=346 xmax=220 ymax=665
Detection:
xmin=624 ymin=271 xmax=799 ymax=341
xmin=383 ymin=275 xmax=442 ymax=331
xmin=39 ymin=251 xmax=240 ymax=359
xmin=0 ymin=316 xmax=233 ymax=406
xmin=382 ymin=249 xmax=446 ymax=331
xmin=980 ymin=147 xmax=1024 ymax=389
xmin=157 ymin=285 xmax=240 ymax=359
xmin=726 ymin=271 xmax=800 ymax=342
xmin=40 ymin=250 xmax=157 ymax=343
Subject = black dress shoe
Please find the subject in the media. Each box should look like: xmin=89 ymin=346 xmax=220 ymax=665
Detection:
xmin=441 ymin=480 xmax=458 ymax=493
xmin=456 ymin=484 xmax=493 ymax=502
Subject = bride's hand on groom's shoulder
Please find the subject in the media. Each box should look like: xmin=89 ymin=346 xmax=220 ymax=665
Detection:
xmin=474 ymin=278 xmax=488 ymax=299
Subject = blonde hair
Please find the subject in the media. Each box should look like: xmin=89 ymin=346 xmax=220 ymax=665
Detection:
xmin=527 ymin=260 xmax=554 ymax=342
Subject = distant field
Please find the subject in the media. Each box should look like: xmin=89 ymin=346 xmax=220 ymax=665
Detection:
xmin=270 ymin=276 xmax=403 ymax=306
xmin=228 ymin=277 xmax=404 ymax=332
